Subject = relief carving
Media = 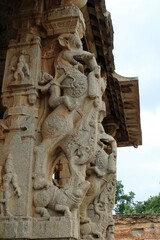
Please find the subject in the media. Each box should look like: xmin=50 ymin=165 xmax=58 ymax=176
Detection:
xmin=43 ymin=5 xmax=85 ymax=37
xmin=0 ymin=3 xmax=117 ymax=239
xmin=8 ymin=51 xmax=30 ymax=86
xmin=0 ymin=154 xmax=22 ymax=216
xmin=33 ymin=32 xmax=98 ymax=190
xmin=80 ymin=124 xmax=117 ymax=240
xmin=34 ymin=174 xmax=90 ymax=218
xmin=32 ymin=31 xmax=115 ymax=225
xmin=12 ymin=52 xmax=30 ymax=83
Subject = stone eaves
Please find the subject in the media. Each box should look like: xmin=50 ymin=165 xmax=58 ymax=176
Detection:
xmin=83 ymin=0 xmax=142 ymax=147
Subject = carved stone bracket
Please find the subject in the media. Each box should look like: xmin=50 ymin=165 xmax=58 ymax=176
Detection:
xmin=42 ymin=5 xmax=86 ymax=37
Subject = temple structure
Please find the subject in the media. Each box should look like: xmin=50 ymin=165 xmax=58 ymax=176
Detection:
xmin=0 ymin=0 xmax=141 ymax=239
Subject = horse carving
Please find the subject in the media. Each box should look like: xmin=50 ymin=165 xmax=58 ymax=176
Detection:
xmin=34 ymin=32 xmax=104 ymax=191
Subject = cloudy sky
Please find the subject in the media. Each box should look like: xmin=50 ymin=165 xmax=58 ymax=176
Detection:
xmin=106 ymin=0 xmax=160 ymax=201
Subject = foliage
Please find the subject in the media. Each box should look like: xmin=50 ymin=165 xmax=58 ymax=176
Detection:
xmin=114 ymin=180 xmax=160 ymax=215
xmin=134 ymin=194 xmax=160 ymax=214
xmin=114 ymin=180 xmax=135 ymax=214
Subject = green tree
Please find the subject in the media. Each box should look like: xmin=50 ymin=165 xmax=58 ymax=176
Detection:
xmin=115 ymin=180 xmax=160 ymax=215
xmin=114 ymin=180 xmax=135 ymax=214
xmin=134 ymin=194 xmax=160 ymax=214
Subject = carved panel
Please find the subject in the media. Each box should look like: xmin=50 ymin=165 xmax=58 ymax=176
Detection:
xmin=42 ymin=5 xmax=85 ymax=37
xmin=2 ymin=37 xmax=41 ymax=92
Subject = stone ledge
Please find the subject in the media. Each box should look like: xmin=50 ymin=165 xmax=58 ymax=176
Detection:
xmin=0 ymin=216 xmax=79 ymax=239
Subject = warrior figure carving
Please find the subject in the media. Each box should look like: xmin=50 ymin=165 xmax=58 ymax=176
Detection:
xmin=0 ymin=154 xmax=22 ymax=216
xmin=34 ymin=32 xmax=101 ymax=190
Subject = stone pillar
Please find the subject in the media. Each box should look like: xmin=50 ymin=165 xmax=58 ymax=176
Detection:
xmin=0 ymin=1 xmax=117 ymax=239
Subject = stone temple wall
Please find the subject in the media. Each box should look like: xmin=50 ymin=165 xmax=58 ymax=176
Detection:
xmin=114 ymin=215 xmax=160 ymax=240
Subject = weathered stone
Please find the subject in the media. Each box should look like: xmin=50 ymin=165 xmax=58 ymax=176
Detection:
xmin=0 ymin=1 xmax=118 ymax=239
xmin=114 ymin=215 xmax=160 ymax=240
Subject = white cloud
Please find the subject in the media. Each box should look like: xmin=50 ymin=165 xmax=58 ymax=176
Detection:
xmin=142 ymin=108 xmax=160 ymax=147
xmin=117 ymin=107 xmax=160 ymax=201
xmin=106 ymin=0 xmax=160 ymax=201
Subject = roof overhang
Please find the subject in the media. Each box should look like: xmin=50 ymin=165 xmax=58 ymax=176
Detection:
xmin=83 ymin=0 xmax=142 ymax=147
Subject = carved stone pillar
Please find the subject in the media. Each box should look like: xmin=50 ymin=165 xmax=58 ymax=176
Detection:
xmin=0 ymin=1 xmax=117 ymax=239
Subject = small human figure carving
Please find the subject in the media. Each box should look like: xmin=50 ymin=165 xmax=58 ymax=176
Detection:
xmin=1 ymin=154 xmax=22 ymax=216
xmin=12 ymin=52 xmax=30 ymax=82
xmin=87 ymin=65 xmax=101 ymax=99
xmin=90 ymin=124 xmax=117 ymax=178
xmin=38 ymin=70 xmax=75 ymax=111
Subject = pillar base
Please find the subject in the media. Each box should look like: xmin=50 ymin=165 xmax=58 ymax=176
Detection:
xmin=0 ymin=216 xmax=79 ymax=239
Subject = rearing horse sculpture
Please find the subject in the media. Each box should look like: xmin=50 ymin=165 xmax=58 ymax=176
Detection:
xmin=34 ymin=32 xmax=103 ymax=189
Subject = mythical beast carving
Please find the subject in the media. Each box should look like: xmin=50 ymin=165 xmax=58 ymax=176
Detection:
xmin=33 ymin=32 xmax=102 ymax=189
xmin=80 ymin=123 xmax=117 ymax=240
xmin=33 ymin=32 xmax=106 ymax=218
xmin=34 ymin=174 xmax=90 ymax=218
